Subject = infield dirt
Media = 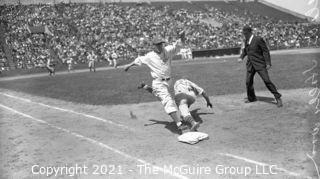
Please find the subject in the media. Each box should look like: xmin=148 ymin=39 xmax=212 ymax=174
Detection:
xmin=0 ymin=87 xmax=318 ymax=179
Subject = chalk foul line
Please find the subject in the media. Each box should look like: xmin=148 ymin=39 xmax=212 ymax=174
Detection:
xmin=0 ymin=104 xmax=188 ymax=179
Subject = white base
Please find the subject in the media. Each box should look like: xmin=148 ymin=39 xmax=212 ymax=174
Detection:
xmin=178 ymin=132 xmax=209 ymax=145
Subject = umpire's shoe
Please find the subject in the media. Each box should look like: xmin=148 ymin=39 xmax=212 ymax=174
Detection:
xmin=276 ymin=98 xmax=283 ymax=107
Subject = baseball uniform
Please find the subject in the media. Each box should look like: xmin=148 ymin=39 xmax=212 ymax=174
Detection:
xmin=67 ymin=58 xmax=73 ymax=72
xmin=46 ymin=58 xmax=55 ymax=76
xmin=111 ymin=52 xmax=118 ymax=68
xmin=174 ymin=79 xmax=204 ymax=117
xmin=133 ymin=40 xmax=183 ymax=114
xmin=88 ymin=52 xmax=97 ymax=71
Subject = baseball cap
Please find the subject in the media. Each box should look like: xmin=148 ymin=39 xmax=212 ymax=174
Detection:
xmin=152 ymin=36 xmax=165 ymax=45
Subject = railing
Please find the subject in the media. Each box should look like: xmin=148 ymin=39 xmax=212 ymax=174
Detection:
xmin=192 ymin=47 xmax=241 ymax=58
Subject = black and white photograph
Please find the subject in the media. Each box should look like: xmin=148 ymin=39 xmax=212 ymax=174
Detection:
xmin=0 ymin=0 xmax=319 ymax=178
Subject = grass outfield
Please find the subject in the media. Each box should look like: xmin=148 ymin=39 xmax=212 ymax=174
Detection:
xmin=0 ymin=61 xmax=110 ymax=77
xmin=0 ymin=53 xmax=319 ymax=105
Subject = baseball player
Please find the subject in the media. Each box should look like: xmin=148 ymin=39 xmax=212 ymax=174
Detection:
xmin=104 ymin=51 xmax=113 ymax=66
xmin=66 ymin=56 xmax=73 ymax=72
xmin=179 ymin=48 xmax=188 ymax=60
xmin=46 ymin=58 xmax=55 ymax=76
xmin=88 ymin=51 xmax=97 ymax=72
xmin=174 ymin=79 xmax=212 ymax=127
xmin=123 ymin=31 xmax=196 ymax=132
xmin=111 ymin=51 xmax=118 ymax=68
xmin=138 ymin=78 xmax=212 ymax=131
xmin=186 ymin=48 xmax=193 ymax=60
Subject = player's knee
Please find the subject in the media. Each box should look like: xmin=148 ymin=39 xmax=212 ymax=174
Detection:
xmin=179 ymin=105 xmax=191 ymax=118
xmin=164 ymin=99 xmax=178 ymax=114
xmin=166 ymin=106 xmax=177 ymax=114
xmin=179 ymin=99 xmax=188 ymax=105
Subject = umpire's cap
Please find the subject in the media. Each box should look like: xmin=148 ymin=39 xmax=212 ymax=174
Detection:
xmin=242 ymin=25 xmax=252 ymax=33
xmin=152 ymin=36 xmax=166 ymax=45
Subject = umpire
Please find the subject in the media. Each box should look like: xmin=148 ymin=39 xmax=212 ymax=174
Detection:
xmin=238 ymin=26 xmax=283 ymax=107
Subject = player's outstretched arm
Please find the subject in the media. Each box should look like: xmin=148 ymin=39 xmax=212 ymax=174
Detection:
xmin=201 ymin=91 xmax=212 ymax=108
xmin=123 ymin=62 xmax=137 ymax=72
xmin=124 ymin=56 xmax=145 ymax=72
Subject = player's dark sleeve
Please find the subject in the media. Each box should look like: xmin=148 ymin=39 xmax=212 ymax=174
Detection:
xmin=258 ymin=37 xmax=271 ymax=66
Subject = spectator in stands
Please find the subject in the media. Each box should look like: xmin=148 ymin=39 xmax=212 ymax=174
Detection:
xmin=0 ymin=1 xmax=318 ymax=70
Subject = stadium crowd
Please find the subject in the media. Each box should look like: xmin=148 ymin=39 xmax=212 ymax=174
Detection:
xmin=0 ymin=2 xmax=319 ymax=69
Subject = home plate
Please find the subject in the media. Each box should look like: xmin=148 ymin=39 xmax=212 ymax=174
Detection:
xmin=178 ymin=132 xmax=209 ymax=145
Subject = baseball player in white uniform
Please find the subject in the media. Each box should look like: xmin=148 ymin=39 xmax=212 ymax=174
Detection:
xmin=104 ymin=51 xmax=113 ymax=66
xmin=186 ymin=48 xmax=193 ymax=60
xmin=88 ymin=51 xmax=97 ymax=72
xmin=174 ymin=78 xmax=212 ymax=127
xmin=138 ymin=78 xmax=212 ymax=131
xmin=46 ymin=58 xmax=55 ymax=76
xmin=66 ymin=57 xmax=73 ymax=72
xmin=123 ymin=31 xmax=193 ymax=132
xmin=111 ymin=51 xmax=118 ymax=68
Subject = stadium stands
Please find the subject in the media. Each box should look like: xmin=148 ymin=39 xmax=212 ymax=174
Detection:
xmin=0 ymin=1 xmax=319 ymax=69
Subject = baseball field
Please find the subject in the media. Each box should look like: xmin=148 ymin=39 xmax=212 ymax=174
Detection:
xmin=0 ymin=48 xmax=319 ymax=179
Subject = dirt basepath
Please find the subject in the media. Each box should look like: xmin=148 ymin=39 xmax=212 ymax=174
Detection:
xmin=0 ymin=88 xmax=319 ymax=179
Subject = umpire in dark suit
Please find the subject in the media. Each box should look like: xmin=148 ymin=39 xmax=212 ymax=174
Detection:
xmin=238 ymin=26 xmax=283 ymax=107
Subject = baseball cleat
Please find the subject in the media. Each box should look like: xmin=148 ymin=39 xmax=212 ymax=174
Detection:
xmin=178 ymin=123 xmax=189 ymax=131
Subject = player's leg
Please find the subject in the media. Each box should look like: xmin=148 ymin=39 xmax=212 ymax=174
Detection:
xmin=47 ymin=66 xmax=52 ymax=76
xmin=188 ymin=51 xmax=193 ymax=60
xmin=152 ymin=80 xmax=187 ymax=131
xmin=52 ymin=65 xmax=55 ymax=75
xmin=113 ymin=59 xmax=117 ymax=68
xmin=108 ymin=58 xmax=112 ymax=66
xmin=176 ymin=94 xmax=199 ymax=131
xmin=46 ymin=66 xmax=50 ymax=75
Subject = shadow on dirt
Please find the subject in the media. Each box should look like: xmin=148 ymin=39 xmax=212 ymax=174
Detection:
xmin=256 ymin=96 xmax=276 ymax=105
xmin=144 ymin=119 xmax=181 ymax=134
xmin=190 ymin=108 xmax=215 ymax=124
xmin=144 ymin=108 xmax=215 ymax=134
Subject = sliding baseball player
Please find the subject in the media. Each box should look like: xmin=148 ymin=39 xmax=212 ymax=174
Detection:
xmin=138 ymin=78 xmax=212 ymax=131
